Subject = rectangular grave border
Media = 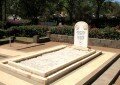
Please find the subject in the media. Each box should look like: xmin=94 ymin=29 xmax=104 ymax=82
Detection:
xmin=7 ymin=49 xmax=96 ymax=78
xmin=0 ymin=45 xmax=102 ymax=85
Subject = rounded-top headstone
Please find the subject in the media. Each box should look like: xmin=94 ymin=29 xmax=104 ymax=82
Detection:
xmin=74 ymin=21 xmax=89 ymax=48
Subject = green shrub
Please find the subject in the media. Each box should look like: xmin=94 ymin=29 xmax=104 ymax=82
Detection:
xmin=50 ymin=26 xmax=120 ymax=40
xmin=89 ymin=27 xmax=120 ymax=40
xmin=89 ymin=28 xmax=101 ymax=38
xmin=8 ymin=25 xmax=49 ymax=37
xmin=50 ymin=26 xmax=74 ymax=36
xmin=0 ymin=25 xmax=120 ymax=40
xmin=51 ymin=26 xmax=104 ymax=38
xmin=0 ymin=29 xmax=6 ymax=38
xmin=101 ymin=27 xmax=120 ymax=40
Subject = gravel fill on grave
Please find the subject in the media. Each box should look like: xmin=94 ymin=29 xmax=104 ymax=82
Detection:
xmin=19 ymin=47 xmax=90 ymax=72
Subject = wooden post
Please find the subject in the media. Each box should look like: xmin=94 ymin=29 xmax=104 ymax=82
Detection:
xmin=9 ymin=37 xmax=11 ymax=47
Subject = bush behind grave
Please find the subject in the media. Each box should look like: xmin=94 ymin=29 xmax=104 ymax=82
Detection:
xmin=0 ymin=25 xmax=120 ymax=40
xmin=89 ymin=27 xmax=120 ymax=40
xmin=8 ymin=25 xmax=49 ymax=37
xmin=50 ymin=26 xmax=74 ymax=36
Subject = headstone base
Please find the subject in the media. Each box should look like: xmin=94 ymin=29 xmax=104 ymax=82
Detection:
xmin=71 ymin=46 xmax=91 ymax=51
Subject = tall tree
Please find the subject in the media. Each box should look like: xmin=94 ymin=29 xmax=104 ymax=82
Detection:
xmin=6 ymin=0 xmax=20 ymax=16
xmin=57 ymin=0 xmax=94 ymax=24
xmin=3 ymin=0 xmax=7 ymax=22
xmin=56 ymin=0 xmax=83 ymax=24
xmin=75 ymin=0 xmax=93 ymax=22
xmin=102 ymin=1 xmax=120 ymax=17
xmin=63 ymin=0 xmax=78 ymax=24
xmin=19 ymin=0 xmax=47 ymax=24
xmin=0 ymin=0 xmax=3 ymax=21
xmin=0 ymin=0 xmax=6 ymax=21
xmin=43 ymin=0 xmax=59 ymax=20
xmin=95 ymin=0 xmax=105 ymax=19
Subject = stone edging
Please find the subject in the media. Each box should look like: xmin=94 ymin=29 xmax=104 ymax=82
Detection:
xmin=49 ymin=34 xmax=120 ymax=49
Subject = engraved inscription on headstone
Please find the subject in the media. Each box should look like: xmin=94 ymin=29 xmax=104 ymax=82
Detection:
xmin=74 ymin=21 xmax=89 ymax=48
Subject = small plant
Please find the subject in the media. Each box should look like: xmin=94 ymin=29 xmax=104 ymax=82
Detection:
xmin=50 ymin=26 xmax=74 ymax=36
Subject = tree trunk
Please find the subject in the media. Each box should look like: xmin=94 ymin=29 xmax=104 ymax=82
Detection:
xmin=0 ymin=1 xmax=2 ymax=21
xmin=69 ymin=13 xmax=73 ymax=25
xmin=96 ymin=2 xmax=101 ymax=28
xmin=96 ymin=3 xmax=100 ymax=20
xmin=3 ymin=0 xmax=6 ymax=22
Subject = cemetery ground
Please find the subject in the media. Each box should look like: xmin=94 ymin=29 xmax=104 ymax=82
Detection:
xmin=0 ymin=21 xmax=119 ymax=85
xmin=0 ymin=41 xmax=120 ymax=85
xmin=0 ymin=0 xmax=120 ymax=84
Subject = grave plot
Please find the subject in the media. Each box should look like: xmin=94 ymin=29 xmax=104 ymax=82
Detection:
xmin=12 ymin=46 xmax=96 ymax=77
xmin=0 ymin=21 xmax=118 ymax=85
xmin=0 ymin=45 xmax=102 ymax=85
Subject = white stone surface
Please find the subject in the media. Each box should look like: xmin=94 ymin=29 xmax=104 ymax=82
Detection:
xmin=19 ymin=47 xmax=89 ymax=72
xmin=74 ymin=21 xmax=89 ymax=48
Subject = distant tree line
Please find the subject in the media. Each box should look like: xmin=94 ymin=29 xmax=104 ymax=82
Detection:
xmin=0 ymin=0 xmax=120 ymax=27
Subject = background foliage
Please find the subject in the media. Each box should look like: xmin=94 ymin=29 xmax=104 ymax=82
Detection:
xmin=0 ymin=25 xmax=119 ymax=40
xmin=1 ymin=0 xmax=120 ymax=25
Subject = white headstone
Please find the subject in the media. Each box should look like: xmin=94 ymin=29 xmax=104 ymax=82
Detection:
xmin=74 ymin=21 xmax=89 ymax=48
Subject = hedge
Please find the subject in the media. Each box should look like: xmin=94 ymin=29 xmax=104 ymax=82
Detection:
xmin=0 ymin=29 xmax=7 ymax=38
xmin=50 ymin=26 xmax=74 ymax=36
xmin=0 ymin=25 xmax=120 ymax=40
xmin=8 ymin=25 xmax=49 ymax=37
xmin=50 ymin=26 xmax=120 ymax=40
xmin=89 ymin=27 xmax=120 ymax=40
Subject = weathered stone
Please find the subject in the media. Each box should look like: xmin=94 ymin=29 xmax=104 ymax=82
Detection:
xmin=111 ymin=40 xmax=120 ymax=49
xmin=33 ymin=35 xmax=39 ymax=43
xmin=61 ymin=35 xmax=68 ymax=42
xmin=58 ymin=35 xmax=63 ymax=42
xmin=46 ymin=31 xmax=51 ymax=38
xmin=74 ymin=21 xmax=89 ymax=48
xmin=100 ymin=39 xmax=108 ymax=47
xmin=89 ymin=38 xmax=95 ymax=46
xmin=89 ymin=38 xmax=101 ymax=46
xmin=68 ymin=36 xmax=74 ymax=44
xmin=50 ymin=34 xmax=58 ymax=41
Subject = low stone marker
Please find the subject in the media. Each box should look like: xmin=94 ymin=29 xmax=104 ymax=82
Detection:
xmin=33 ymin=35 xmax=39 ymax=43
xmin=74 ymin=21 xmax=89 ymax=48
